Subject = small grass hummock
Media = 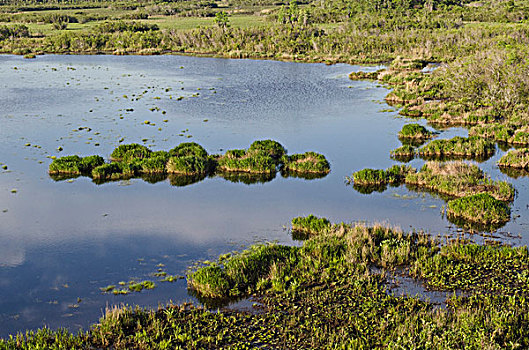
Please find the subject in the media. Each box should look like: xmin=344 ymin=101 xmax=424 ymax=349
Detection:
xmin=248 ymin=140 xmax=286 ymax=160
xmin=418 ymin=136 xmax=495 ymax=159
xmin=398 ymin=123 xmax=433 ymax=140
xmin=281 ymin=152 xmax=330 ymax=174
xmin=168 ymin=142 xmax=208 ymax=159
xmin=350 ymin=165 xmax=415 ymax=186
xmin=446 ymin=193 xmax=510 ymax=226
xmin=49 ymin=155 xmax=105 ymax=174
xmin=110 ymin=143 xmax=152 ymax=162
xmin=498 ymin=148 xmax=529 ymax=169
xmin=390 ymin=145 xmax=416 ymax=160
xmin=291 ymin=215 xmax=331 ymax=238
xmin=166 ymin=155 xmax=213 ymax=175
xmin=217 ymin=150 xmax=277 ymax=174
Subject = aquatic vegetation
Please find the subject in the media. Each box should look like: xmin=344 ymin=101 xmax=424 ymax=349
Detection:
xmin=398 ymin=123 xmax=433 ymax=140
xmin=446 ymin=193 xmax=510 ymax=226
xmin=48 ymin=155 xmax=104 ymax=174
xmin=348 ymin=70 xmax=381 ymax=80
xmin=281 ymin=152 xmax=330 ymax=174
xmin=217 ymin=150 xmax=276 ymax=174
xmin=405 ymin=161 xmax=515 ymax=202
xmin=92 ymin=162 xmax=135 ymax=180
xmin=498 ymin=149 xmax=529 ymax=169
xmin=390 ymin=145 xmax=415 ymax=158
xmin=168 ymin=142 xmax=208 ymax=159
xmin=291 ymin=214 xmax=331 ymax=238
xmin=110 ymin=143 xmax=152 ymax=162
xmin=248 ymin=140 xmax=286 ymax=160
xmin=128 ymin=280 xmax=156 ymax=292
xmin=469 ymin=123 xmax=516 ymax=143
xmin=350 ymin=165 xmax=415 ymax=186
xmin=166 ymin=156 xmax=212 ymax=175
xmin=418 ymin=136 xmax=495 ymax=158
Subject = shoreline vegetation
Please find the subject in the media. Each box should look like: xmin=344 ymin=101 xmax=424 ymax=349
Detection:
xmin=48 ymin=140 xmax=331 ymax=184
xmin=4 ymin=0 xmax=529 ymax=346
xmin=5 ymin=218 xmax=529 ymax=348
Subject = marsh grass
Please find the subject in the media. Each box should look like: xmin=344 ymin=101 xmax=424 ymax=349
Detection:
xmin=110 ymin=143 xmax=151 ymax=162
xmin=498 ymin=148 xmax=529 ymax=169
xmin=291 ymin=214 xmax=331 ymax=238
xmin=281 ymin=152 xmax=330 ymax=174
xmin=350 ymin=165 xmax=415 ymax=186
xmin=446 ymin=193 xmax=510 ymax=226
xmin=390 ymin=145 xmax=416 ymax=160
xmin=48 ymin=155 xmax=104 ymax=174
xmin=398 ymin=123 xmax=433 ymax=140
xmin=418 ymin=136 xmax=495 ymax=159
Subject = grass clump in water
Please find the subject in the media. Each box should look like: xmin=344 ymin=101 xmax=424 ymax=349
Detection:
xmin=291 ymin=214 xmax=331 ymax=238
xmin=350 ymin=165 xmax=415 ymax=186
xmin=390 ymin=145 xmax=416 ymax=160
xmin=446 ymin=193 xmax=510 ymax=226
xmin=217 ymin=149 xmax=277 ymax=174
xmin=418 ymin=136 xmax=495 ymax=159
xmin=110 ymin=143 xmax=152 ymax=162
xmin=281 ymin=152 xmax=330 ymax=174
xmin=405 ymin=161 xmax=515 ymax=202
xmin=166 ymin=156 xmax=212 ymax=175
xmin=248 ymin=140 xmax=286 ymax=160
xmin=49 ymin=155 xmax=104 ymax=174
xmin=498 ymin=148 xmax=529 ymax=169
xmin=398 ymin=123 xmax=433 ymax=140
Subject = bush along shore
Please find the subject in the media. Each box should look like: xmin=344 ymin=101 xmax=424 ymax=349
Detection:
xmin=7 ymin=218 xmax=529 ymax=348
xmin=48 ymin=140 xmax=330 ymax=184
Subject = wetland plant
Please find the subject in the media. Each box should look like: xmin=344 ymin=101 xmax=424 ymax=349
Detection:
xmin=248 ymin=140 xmax=286 ymax=160
xmin=498 ymin=148 xmax=529 ymax=169
xmin=350 ymin=165 xmax=415 ymax=186
xmin=49 ymin=155 xmax=104 ymax=174
xmin=281 ymin=152 xmax=330 ymax=174
xmin=446 ymin=193 xmax=510 ymax=226
xmin=291 ymin=215 xmax=331 ymax=238
xmin=398 ymin=123 xmax=433 ymax=140
xmin=166 ymin=155 xmax=212 ymax=175
xmin=110 ymin=143 xmax=152 ymax=162
xmin=418 ymin=136 xmax=495 ymax=158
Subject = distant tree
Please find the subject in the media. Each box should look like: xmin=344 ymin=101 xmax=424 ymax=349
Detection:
xmin=214 ymin=11 xmax=230 ymax=28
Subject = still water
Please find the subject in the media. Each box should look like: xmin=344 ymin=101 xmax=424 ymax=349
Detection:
xmin=0 ymin=54 xmax=528 ymax=336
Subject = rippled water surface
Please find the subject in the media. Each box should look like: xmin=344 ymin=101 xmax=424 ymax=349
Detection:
xmin=1 ymin=54 xmax=528 ymax=336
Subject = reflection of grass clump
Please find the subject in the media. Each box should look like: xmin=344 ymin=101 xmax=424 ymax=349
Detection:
xmin=110 ymin=143 xmax=152 ymax=162
xmin=291 ymin=215 xmax=331 ymax=237
xmin=447 ymin=193 xmax=510 ymax=226
xmin=281 ymin=152 xmax=330 ymax=174
xmin=216 ymin=171 xmax=276 ymax=185
xmin=418 ymin=136 xmax=494 ymax=158
xmin=49 ymin=155 xmax=104 ymax=174
xmin=498 ymin=148 xmax=529 ymax=169
xmin=398 ymin=123 xmax=433 ymax=140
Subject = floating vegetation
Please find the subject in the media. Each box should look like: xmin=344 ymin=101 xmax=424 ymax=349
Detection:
xmin=446 ymin=193 xmax=510 ymax=227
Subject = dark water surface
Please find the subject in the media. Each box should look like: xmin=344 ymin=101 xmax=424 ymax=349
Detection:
xmin=0 ymin=54 xmax=528 ymax=336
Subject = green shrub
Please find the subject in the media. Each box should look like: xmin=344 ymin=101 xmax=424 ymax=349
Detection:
xmin=447 ymin=193 xmax=510 ymax=225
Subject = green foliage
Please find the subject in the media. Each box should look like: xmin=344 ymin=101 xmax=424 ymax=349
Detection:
xmin=498 ymin=148 xmax=529 ymax=169
xmin=418 ymin=136 xmax=495 ymax=158
xmin=281 ymin=151 xmax=330 ymax=174
xmin=469 ymin=123 xmax=516 ymax=143
xmin=398 ymin=123 xmax=432 ymax=139
xmin=291 ymin=214 xmax=331 ymax=237
xmin=166 ymin=155 xmax=211 ymax=175
xmin=49 ymin=155 xmax=104 ymax=174
xmin=110 ymin=143 xmax=152 ymax=162
xmin=217 ymin=151 xmax=277 ymax=174
xmin=213 ymin=11 xmax=229 ymax=28
xmin=351 ymin=164 xmax=415 ymax=185
xmin=168 ymin=142 xmax=208 ymax=158
xmin=92 ymin=162 xmax=136 ymax=180
xmin=447 ymin=193 xmax=511 ymax=225
xmin=248 ymin=140 xmax=286 ymax=160
xmin=0 ymin=24 xmax=29 ymax=40
xmin=96 ymin=21 xmax=159 ymax=33
xmin=390 ymin=144 xmax=416 ymax=157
